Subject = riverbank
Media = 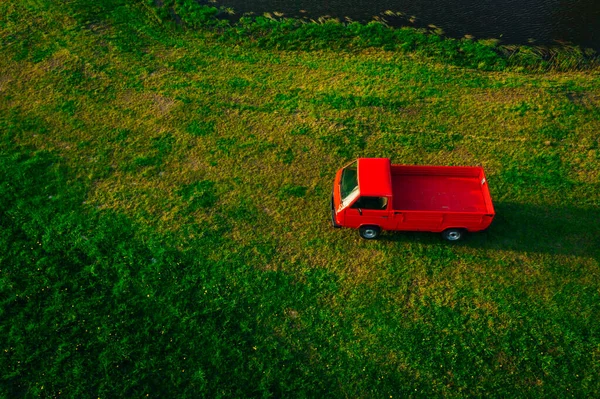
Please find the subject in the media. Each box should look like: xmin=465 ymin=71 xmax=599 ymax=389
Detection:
xmin=1 ymin=0 xmax=600 ymax=397
xmin=152 ymin=0 xmax=599 ymax=72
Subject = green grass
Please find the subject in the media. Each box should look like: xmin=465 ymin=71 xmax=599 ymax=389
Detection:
xmin=1 ymin=0 xmax=600 ymax=397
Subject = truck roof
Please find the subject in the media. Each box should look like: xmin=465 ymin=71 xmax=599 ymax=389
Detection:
xmin=358 ymin=158 xmax=392 ymax=197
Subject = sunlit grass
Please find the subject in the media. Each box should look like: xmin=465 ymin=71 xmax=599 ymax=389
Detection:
xmin=1 ymin=0 xmax=599 ymax=397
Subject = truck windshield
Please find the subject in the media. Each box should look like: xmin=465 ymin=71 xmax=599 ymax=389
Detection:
xmin=340 ymin=161 xmax=359 ymax=208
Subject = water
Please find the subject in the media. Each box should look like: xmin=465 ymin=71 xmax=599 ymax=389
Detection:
xmin=207 ymin=0 xmax=600 ymax=49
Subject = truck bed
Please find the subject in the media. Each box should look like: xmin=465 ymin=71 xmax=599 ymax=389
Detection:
xmin=391 ymin=165 xmax=491 ymax=213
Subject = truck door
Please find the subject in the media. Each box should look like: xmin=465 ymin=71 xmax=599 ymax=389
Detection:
xmin=344 ymin=196 xmax=392 ymax=229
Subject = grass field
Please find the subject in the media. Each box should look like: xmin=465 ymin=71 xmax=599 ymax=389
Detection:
xmin=1 ymin=0 xmax=600 ymax=397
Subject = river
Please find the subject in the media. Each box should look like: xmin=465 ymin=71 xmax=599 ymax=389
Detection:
xmin=206 ymin=0 xmax=599 ymax=49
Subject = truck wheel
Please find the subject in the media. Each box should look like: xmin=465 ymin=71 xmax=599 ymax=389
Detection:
xmin=359 ymin=225 xmax=381 ymax=240
xmin=442 ymin=228 xmax=466 ymax=242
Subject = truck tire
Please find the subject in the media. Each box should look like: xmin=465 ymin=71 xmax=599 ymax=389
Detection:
xmin=442 ymin=228 xmax=466 ymax=242
xmin=359 ymin=225 xmax=381 ymax=240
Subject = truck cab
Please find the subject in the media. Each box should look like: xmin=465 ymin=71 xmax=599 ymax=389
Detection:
xmin=331 ymin=158 xmax=495 ymax=240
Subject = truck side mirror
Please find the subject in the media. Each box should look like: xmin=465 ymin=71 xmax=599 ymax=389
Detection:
xmin=358 ymin=208 xmax=362 ymax=216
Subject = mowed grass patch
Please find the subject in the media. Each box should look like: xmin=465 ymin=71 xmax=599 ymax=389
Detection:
xmin=1 ymin=0 xmax=600 ymax=397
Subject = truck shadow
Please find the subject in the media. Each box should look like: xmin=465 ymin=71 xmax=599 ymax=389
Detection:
xmin=383 ymin=202 xmax=600 ymax=261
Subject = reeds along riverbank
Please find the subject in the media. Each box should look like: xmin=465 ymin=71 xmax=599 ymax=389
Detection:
xmin=151 ymin=0 xmax=598 ymax=72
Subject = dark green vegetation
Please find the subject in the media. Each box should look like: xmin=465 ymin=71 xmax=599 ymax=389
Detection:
xmin=1 ymin=0 xmax=600 ymax=397
xmin=156 ymin=0 xmax=599 ymax=72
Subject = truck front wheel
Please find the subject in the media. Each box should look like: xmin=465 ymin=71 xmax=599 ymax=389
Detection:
xmin=359 ymin=225 xmax=381 ymax=240
xmin=442 ymin=228 xmax=466 ymax=242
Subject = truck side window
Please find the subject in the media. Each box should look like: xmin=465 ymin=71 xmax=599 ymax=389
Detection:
xmin=351 ymin=196 xmax=388 ymax=210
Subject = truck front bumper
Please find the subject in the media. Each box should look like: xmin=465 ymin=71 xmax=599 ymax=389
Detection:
xmin=330 ymin=195 xmax=341 ymax=228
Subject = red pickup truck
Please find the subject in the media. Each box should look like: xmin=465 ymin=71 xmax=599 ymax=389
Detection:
xmin=331 ymin=158 xmax=495 ymax=240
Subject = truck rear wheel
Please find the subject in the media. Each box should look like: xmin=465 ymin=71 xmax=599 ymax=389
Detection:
xmin=359 ymin=225 xmax=381 ymax=240
xmin=442 ymin=228 xmax=466 ymax=242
